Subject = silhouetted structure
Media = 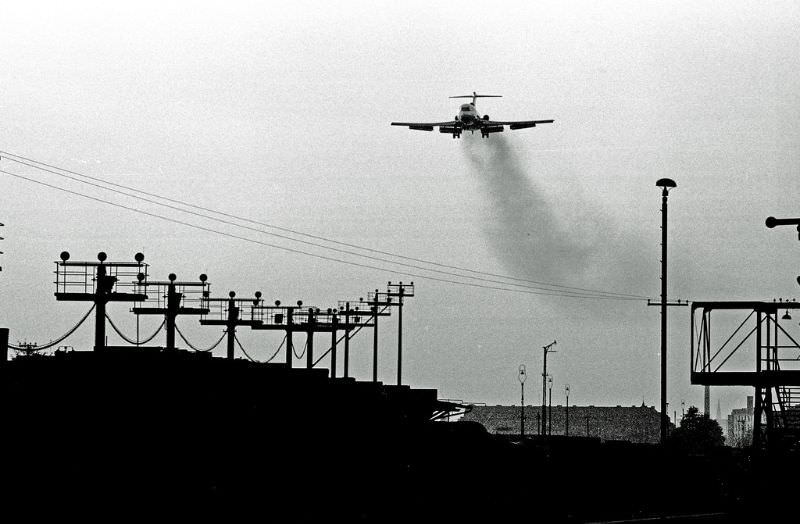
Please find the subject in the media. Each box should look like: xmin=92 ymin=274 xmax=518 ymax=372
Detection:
xmin=462 ymin=404 xmax=667 ymax=444
xmin=691 ymin=301 xmax=800 ymax=450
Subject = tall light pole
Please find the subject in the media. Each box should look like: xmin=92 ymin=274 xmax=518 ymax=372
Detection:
xmin=518 ymin=364 xmax=527 ymax=439
xmin=541 ymin=340 xmax=557 ymax=437
xmin=547 ymin=375 xmax=553 ymax=436
xmin=656 ymin=178 xmax=676 ymax=445
xmin=565 ymin=384 xmax=570 ymax=437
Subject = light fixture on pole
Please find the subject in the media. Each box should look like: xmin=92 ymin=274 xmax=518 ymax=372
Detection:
xmin=518 ymin=364 xmax=527 ymax=439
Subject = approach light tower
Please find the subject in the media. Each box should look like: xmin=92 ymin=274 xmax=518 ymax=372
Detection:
xmin=132 ymin=273 xmax=210 ymax=350
xmin=54 ymin=251 xmax=148 ymax=351
xmin=200 ymin=290 xmax=263 ymax=359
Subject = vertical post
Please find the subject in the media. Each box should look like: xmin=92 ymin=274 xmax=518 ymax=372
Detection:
xmin=518 ymin=364 xmax=527 ymax=439
xmin=586 ymin=416 xmax=590 ymax=437
xmin=656 ymin=178 xmax=676 ymax=445
xmin=94 ymin=263 xmax=108 ymax=351
xmin=397 ymin=284 xmax=404 ymax=386
xmin=165 ymin=278 xmax=179 ymax=351
xmin=540 ymin=341 xmax=556 ymax=437
xmin=521 ymin=381 xmax=525 ymax=439
xmin=565 ymin=387 xmax=570 ymax=437
xmin=754 ymin=310 xmax=762 ymax=447
xmin=330 ymin=314 xmax=338 ymax=378
xmin=343 ymin=303 xmax=350 ymax=378
xmin=542 ymin=350 xmax=547 ymax=437
xmin=226 ymin=294 xmax=237 ymax=360
xmin=286 ymin=307 xmax=294 ymax=367
xmin=372 ymin=293 xmax=379 ymax=382
xmin=307 ymin=308 xmax=315 ymax=370
xmin=0 ymin=327 xmax=8 ymax=366
xmin=548 ymin=382 xmax=552 ymax=436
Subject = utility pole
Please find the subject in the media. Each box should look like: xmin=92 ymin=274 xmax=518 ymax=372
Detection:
xmin=647 ymin=178 xmax=686 ymax=445
xmin=386 ymin=282 xmax=414 ymax=385
xmin=541 ymin=340 xmax=557 ymax=438
xmin=518 ymin=364 xmax=527 ymax=439
xmin=365 ymin=289 xmax=395 ymax=383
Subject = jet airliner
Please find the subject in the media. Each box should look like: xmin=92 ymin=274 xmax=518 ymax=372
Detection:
xmin=391 ymin=92 xmax=553 ymax=139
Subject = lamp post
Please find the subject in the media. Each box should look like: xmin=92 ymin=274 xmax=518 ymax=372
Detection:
xmin=518 ymin=364 xmax=527 ymax=439
xmin=656 ymin=178 xmax=676 ymax=445
xmin=541 ymin=340 xmax=557 ymax=437
xmin=565 ymin=384 xmax=570 ymax=437
xmin=547 ymin=375 xmax=553 ymax=437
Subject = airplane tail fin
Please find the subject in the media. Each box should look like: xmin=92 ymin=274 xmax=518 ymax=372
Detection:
xmin=450 ymin=91 xmax=502 ymax=105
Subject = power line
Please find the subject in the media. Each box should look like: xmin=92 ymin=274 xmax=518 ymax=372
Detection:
xmin=0 ymin=150 xmax=648 ymax=300
xmin=0 ymin=166 xmax=645 ymax=301
xmin=8 ymin=305 xmax=95 ymax=350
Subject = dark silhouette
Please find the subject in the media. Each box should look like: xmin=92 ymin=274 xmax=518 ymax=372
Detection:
xmin=669 ymin=406 xmax=725 ymax=453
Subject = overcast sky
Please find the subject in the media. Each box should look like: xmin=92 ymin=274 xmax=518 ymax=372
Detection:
xmin=1 ymin=0 xmax=799 ymax=419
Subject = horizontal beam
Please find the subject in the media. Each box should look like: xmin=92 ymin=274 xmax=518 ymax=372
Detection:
xmin=55 ymin=292 xmax=148 ymax=302
xmin=692 ymin=370 xmax=800 ymax=386
xmin=199 ymin=320 xmax=261 ymax=327
xmin=691 ymin=301 xmax=790 ymax=312
xmin=132 ymin=308 xmax=209 ymax=315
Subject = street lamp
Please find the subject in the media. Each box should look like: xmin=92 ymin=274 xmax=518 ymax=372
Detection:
xmin=541 ymin=340 xmax=557 ymax=436
xmin=565 ymin=384 xmax=571 ymax=437
xmin=547 ymin=375 xmax=553 ymax=436
xmin=518 ymin=364 xmax=527 ymax=439
xmin=656 ymin=177 xmax=676 ymax=446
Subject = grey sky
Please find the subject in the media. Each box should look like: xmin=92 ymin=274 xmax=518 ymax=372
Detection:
xmin=1 ymin=0 xmax=798 ymax=417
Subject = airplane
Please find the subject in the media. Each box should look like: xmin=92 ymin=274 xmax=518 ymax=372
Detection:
xmin=391 ymin=92 xmax=554 ymax=139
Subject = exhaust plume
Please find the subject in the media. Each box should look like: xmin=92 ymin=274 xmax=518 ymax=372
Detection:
xmin=462 ymin=134 xmax=595 ymax=285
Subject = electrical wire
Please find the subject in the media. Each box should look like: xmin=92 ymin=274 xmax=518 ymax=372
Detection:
xmin=0 ymin=150 xmax=647 ymax=299
xmin=294 ymin=338 xmax=307 ymax=360
xmin=234 ymin=333 xmax=257 ymax=362
xmin=0 ymin=167 xmax=645 ymax=301
xmin=175 ymin=323 xmax=226 ymax=352
xmin=265 ymin=335 xmax=287 ymax=363
xmin=0 ymin=151 xmax=649 ymax=300
xmin=105 ymin=313 xmax=165 ymax=345
xmin=8 ymin=304 xmax=95 ymax=350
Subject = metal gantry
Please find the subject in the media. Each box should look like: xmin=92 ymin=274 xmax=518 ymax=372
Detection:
xmin=691 ymin=300 xmax=800 ymax=449
xmin=132 ymin=273 xmax=210 ymax=350
xmin=54 ymin=251 xmax=148 ymax=351
xmin=200 ymin=290 xmax=263 ymax=359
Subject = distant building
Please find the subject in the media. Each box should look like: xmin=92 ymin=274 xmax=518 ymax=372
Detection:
xmin=461 ymin=403 xmax=666 ymax=444
xmin=727 ymin=396 xmax=754 ymax=448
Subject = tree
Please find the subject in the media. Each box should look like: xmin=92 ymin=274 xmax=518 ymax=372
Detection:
xmin=668 ymin=406 xmax=725 ymax=453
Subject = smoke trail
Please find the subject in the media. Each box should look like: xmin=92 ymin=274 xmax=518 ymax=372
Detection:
xmin=462 ymin=134 xmax=597 ymax=285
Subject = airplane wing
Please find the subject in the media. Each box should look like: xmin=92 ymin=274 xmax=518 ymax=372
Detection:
xmin=483 ymin=119 xmax=554 ymax=130
xmin=391 ymin=121 xmax=458 ymax=131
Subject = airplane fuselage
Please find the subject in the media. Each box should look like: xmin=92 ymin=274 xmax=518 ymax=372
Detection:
xmin=455 ymin=103 xmax=484 ymax=129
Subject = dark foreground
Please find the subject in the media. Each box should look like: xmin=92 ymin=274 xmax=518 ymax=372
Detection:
xmin=0 ymin=350 xmax=795 ymax=522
